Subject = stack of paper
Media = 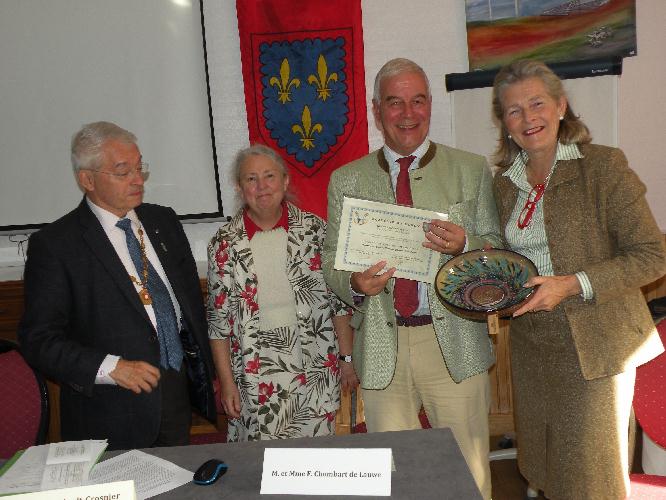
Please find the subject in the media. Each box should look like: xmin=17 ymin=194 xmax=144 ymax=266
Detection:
xmin=0 ymin=440 xmax=108 ymax=495
xmin=87 ymin=450 xmax=193 ymax=500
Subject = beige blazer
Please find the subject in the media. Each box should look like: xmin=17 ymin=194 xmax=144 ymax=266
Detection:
xmin=493 ymin=143 xmax=666 ymax=380
xmin=323 ymin=142 xmax=503 ymax=388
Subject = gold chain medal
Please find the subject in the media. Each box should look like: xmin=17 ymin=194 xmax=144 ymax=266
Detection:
xmin=130 ymin=276 xmax=152 ymax=305
xmin=130 ymin=226 xmax=152 ymax=305
xmin=139 ymin=289 xmax=152 ymax=305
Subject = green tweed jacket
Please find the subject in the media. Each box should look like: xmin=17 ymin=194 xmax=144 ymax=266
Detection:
xmin=493 ymin=143 xmax=666 ymax=380
xmin=323 ymin=142 xmax=503 ymax=388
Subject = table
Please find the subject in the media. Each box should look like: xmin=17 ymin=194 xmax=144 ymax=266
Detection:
xmin=105 ymin=427 xmax=482 ymax=499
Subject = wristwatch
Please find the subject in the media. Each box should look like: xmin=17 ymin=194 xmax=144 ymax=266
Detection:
xmin=338 ymin=354 xmax=353 ymax=363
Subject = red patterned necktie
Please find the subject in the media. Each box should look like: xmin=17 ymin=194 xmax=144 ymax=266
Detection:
xmin=393 ymin=155 xmax=419 ymax=318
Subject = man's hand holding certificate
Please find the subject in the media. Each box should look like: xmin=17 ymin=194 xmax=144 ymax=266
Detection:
xmin=334 ymin=197 xmax=448 ymax=284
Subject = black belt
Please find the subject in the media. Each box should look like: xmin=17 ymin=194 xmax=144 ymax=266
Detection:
xmin=396 ymin=315 xmax=433 ymax=327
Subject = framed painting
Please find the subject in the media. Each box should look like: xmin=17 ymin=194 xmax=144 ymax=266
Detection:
xmin=465 ymin=0 xmax=637 ymax=71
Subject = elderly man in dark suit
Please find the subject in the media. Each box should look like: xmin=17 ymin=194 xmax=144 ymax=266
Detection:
xmin=19 ymin=121 xmax=215 ymax=450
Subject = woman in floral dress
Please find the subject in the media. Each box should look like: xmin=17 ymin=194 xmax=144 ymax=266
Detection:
xmin=207 ymin=144 xmax=358 ymax=441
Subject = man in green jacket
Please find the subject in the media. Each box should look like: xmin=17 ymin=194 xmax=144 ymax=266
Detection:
xmin=322 ymin=58 xmax=501 ymax=499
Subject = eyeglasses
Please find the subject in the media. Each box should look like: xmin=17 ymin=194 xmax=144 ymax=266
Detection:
xmin=82 ymin=162 xmax=150 ymax=181
xmin=517 ymin=183 xmax=545 ymax=229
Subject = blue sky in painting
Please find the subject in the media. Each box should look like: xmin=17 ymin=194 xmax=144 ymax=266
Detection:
xmin=465 ymin=0 xmax=576 ymax=22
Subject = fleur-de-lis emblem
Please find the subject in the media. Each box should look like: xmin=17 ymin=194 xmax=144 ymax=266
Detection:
xmin=269 ymin=58 xmax=301 ymax=104
xmin=307 ymin=54 xmax=338 ymax=101
xmin=291 ymin=106 xmax=323 ymax=151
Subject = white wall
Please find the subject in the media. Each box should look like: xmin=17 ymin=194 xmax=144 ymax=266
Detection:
xmin=618 ymin=1 xmax=666 ymax=231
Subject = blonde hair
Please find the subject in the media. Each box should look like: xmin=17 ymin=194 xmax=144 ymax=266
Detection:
xmin=492 ymin=59 xmax=591 ymax=168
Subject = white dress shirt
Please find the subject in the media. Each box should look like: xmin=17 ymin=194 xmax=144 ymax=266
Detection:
xmin=501 ymin=142 xmax=593 ymax=300
xmin=87 ymin=198 xmax=182 ymax=384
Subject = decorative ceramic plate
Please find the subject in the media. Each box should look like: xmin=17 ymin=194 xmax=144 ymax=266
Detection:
xmin=434 ymin=249 xmax=538 ymax=319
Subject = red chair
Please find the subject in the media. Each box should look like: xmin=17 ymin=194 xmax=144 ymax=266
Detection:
xmin=629 ymin=474 xmax=666 ymax=499
xmin=629 ymin=319 xmax=666 ymax=498
xmin=0 ymin=340 xmax=49 ymax=459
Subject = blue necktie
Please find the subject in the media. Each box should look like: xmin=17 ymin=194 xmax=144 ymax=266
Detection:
xmin=116 ymin=218 xmax=183 ymax=370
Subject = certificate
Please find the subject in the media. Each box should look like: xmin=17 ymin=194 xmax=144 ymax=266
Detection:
xmin=334 ymin=197 xmax=447 ymax=283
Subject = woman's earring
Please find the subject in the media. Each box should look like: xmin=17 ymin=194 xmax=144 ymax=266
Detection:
xmin=507 ymin=134 xmax=512 ymax=140
xmin=559 ymin=116 xmax=564 ymax=121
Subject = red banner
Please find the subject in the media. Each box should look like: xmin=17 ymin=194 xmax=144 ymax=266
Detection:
xmin=236 ymin=0 xmax=368 ymax=219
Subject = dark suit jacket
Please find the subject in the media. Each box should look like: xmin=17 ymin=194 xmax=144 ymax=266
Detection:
xmin=18 ymin=199 xmax=215 ymax=449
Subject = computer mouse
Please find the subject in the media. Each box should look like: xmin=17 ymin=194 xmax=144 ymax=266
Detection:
xmin=193 ymin=458 xmax=228 ymax=485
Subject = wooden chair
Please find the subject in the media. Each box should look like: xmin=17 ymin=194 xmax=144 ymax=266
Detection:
xmin=336 ymin=388 xmax=365 ymax=435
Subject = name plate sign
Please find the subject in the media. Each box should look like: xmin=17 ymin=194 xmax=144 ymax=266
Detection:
xmin=260 ymin=448 xmax=392 ymax=496
xmin=10 ymin=480 xmax=136 ymax=500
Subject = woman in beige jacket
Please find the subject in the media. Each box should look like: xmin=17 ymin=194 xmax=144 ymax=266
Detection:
xmin=491 ymin=60 xmax=666 ymax=500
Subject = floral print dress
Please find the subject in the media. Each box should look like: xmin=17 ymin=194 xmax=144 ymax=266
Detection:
xmin=207 ymin=203 xmax=348 ymax=441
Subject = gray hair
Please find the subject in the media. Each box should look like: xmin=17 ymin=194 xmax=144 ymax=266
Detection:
xmin=492 ymin=59 xmax=592 ymax=168
xmin=71 ymin=121 xmax=137 ymax=172
xmin=372 ymin=58 xmax=431 ymax=104
xmin=232 ymin=144 xmax=296 ymax=204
